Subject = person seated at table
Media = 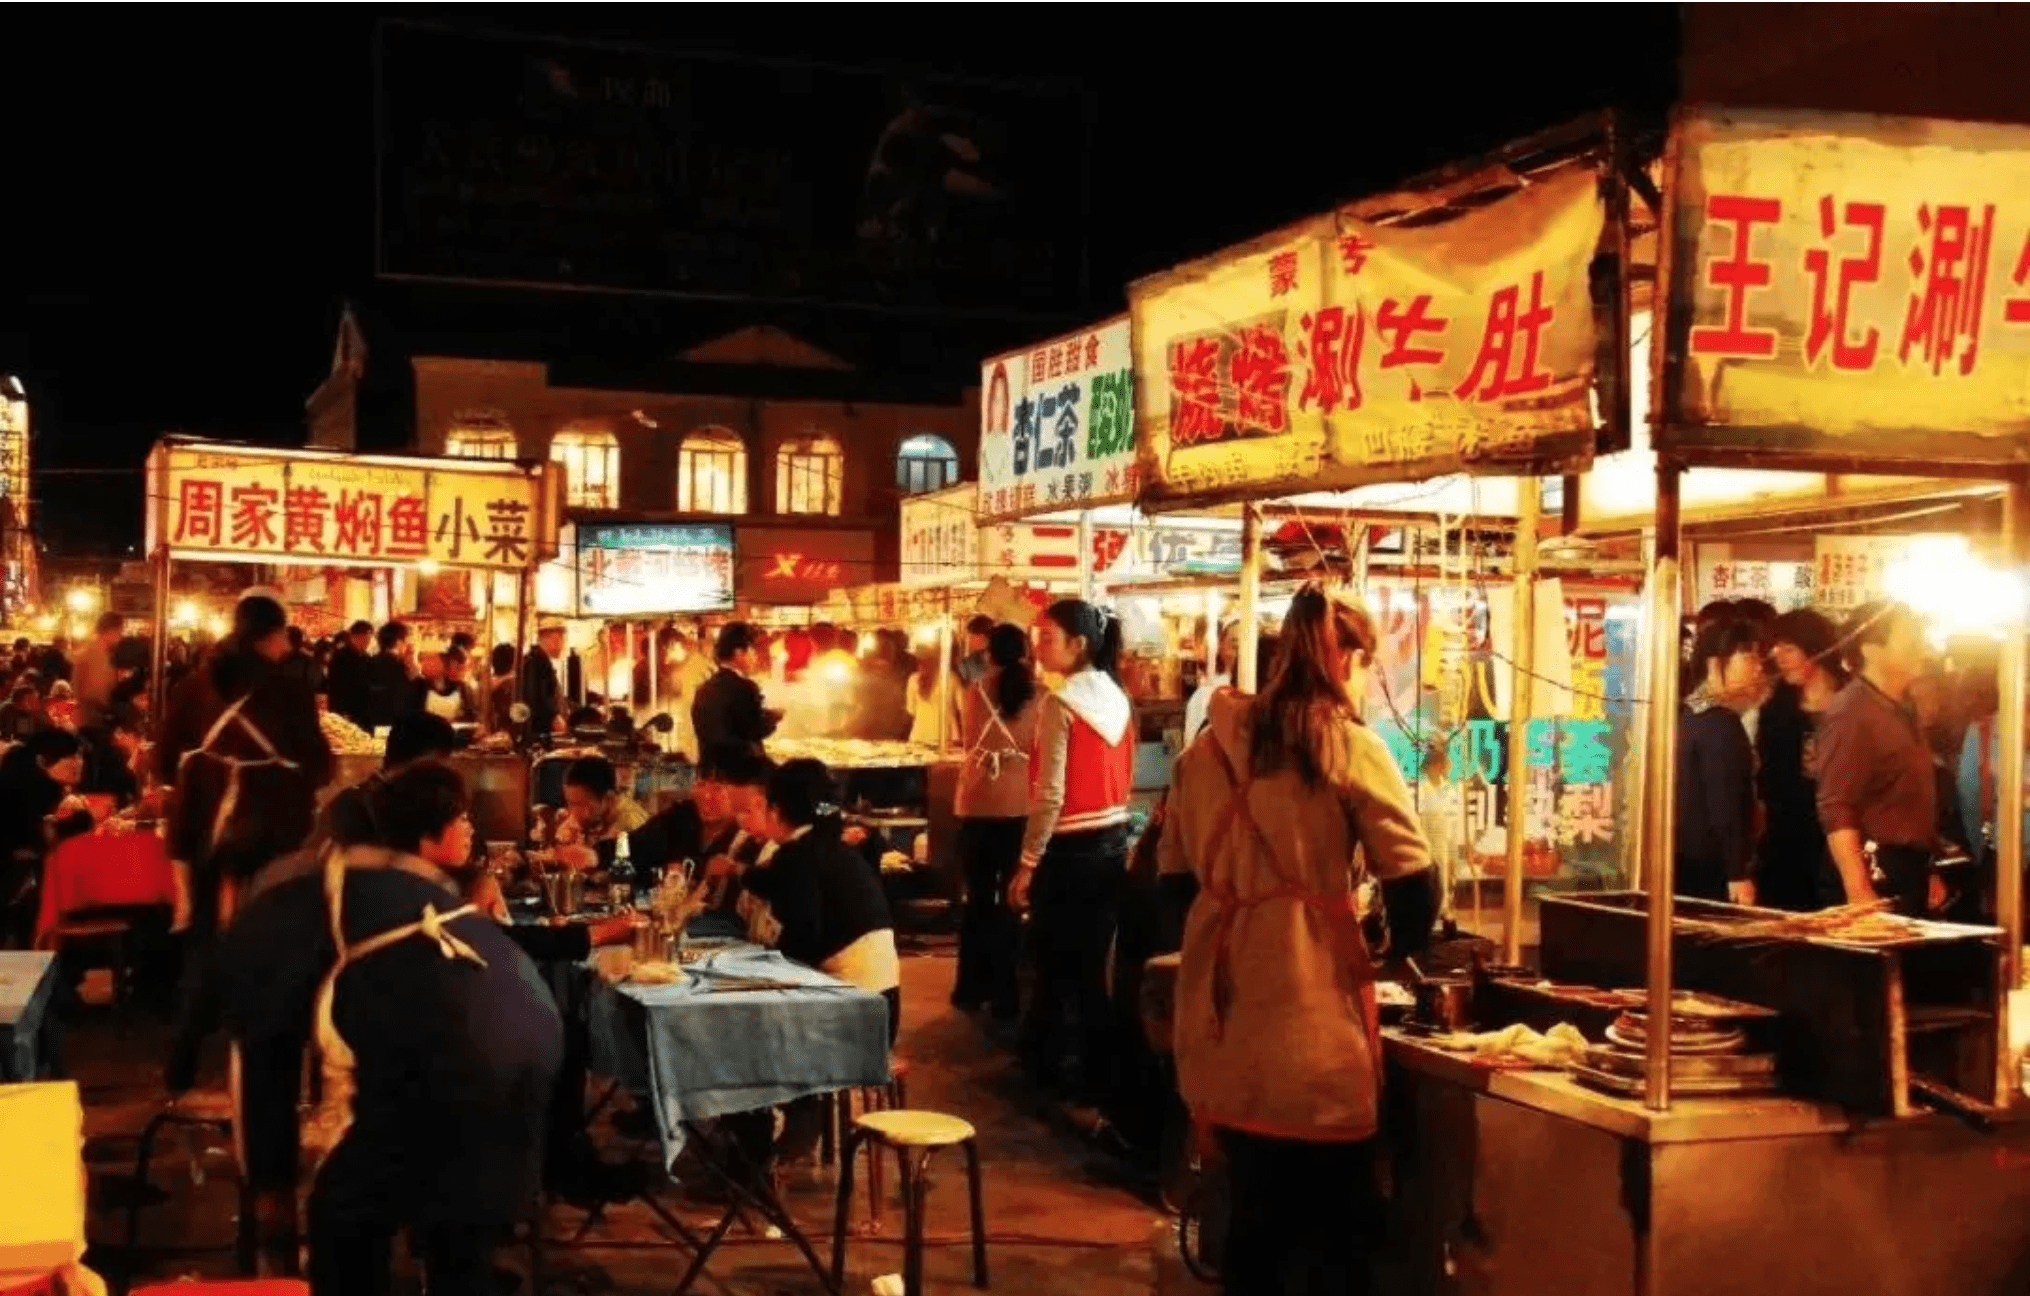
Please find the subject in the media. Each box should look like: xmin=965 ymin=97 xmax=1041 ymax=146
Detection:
xmin=0 ymin=682 xmax=46 ymax=743
xmin=739 ymin=758 xmax=900 ymax=1038
xmin=555 ymin=755 xmax=650 ymax=850
xmin=220 ymin=760 xmax=563 ymax=1296
xmin=78 ymin=709 xmax=149 ymax=810
xmin=0 ymin=730 xmax=92 ymax=946
xmin=570 ymin=751 xmax=773 ymax=907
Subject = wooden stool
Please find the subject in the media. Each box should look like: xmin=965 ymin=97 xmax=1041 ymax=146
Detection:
xmin=820 ymin=1058 xmax=910 ymax=1229
xmin=831 ymin=1110 xmax=987 ymax=1296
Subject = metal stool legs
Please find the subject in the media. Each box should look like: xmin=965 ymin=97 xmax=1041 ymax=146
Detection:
xmin=123 ymin=1108 xmax=255 ymax=1286
xmin=831 ymin=1128 xmax=989 ymax=1295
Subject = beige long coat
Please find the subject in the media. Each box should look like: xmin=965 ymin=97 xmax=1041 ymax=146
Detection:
xmin=1159 ymin=688 xmax=1431 ymax=1141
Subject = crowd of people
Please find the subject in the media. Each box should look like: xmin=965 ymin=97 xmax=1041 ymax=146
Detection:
xmin=1675 ymin=595 xmax=2014 ymax=922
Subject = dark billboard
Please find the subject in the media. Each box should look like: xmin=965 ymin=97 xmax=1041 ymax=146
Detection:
xmin=376 ymin=22 xmax=1091 ymax=318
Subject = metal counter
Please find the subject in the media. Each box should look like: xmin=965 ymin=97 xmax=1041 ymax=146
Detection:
xmin=1378 ymin=1031 xmax=2030 ymax=1296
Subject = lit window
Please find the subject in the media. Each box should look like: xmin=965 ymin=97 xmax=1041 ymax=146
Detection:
xmin=550 ymin=425 xmax=620 ymax=509
xmin=776 ymin=434 xmax=844 ymax=516
xmin=678 ymin=427 xmax=748 ymax=514
xmin=896 ymin=433 xmax=959 ymax=495
xmin=446 ymin=426 xmax=517 ymax=460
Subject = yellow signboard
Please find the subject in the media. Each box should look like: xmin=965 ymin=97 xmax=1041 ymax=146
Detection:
xmin=150 ymin=442 xmax=552 ymax=571
xmin=1129 ymin=163 xmax=1604 ymax=510
xmin=1660 ymin=106 xmax=2030 ymax=470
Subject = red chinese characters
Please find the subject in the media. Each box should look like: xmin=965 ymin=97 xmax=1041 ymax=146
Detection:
xmin=1377 ymin=294 xmax=1449 ymax=399
xmin=1804 ymin=196 xmax=1885 ymax=372
xmin=1268 ymin=250 xmax=1299 ymax=298
xmin=1297 ymin=305 xmax=1364 ymax=416
xmin=1229 ymin=322 xmax=1292 ymax=434
xmin=1084 ymin=334 xmax=1101 ymax=369
xmin=1900 ymin=202 xmax=1995 ymax=377
xmin=386 ymin=495 xmax=429 ymax=559
xmin=1689 ymin=194 xmax=1782 ymax=358
xmin=230 ymin=483 xmax=280 ymax=548
xmin=1168 ymin=337 xmax=1225 ymax=446
xmin=333 ymin=490 xmax=384 ymax=556
xmin=175 ymin=480 xmax=224 ymax=546
xmin=1336 ymin=234 xmax=1373 ymax=276
xmin=284 ymin=485 xmax=329 ymax=552
xmin=1453 ymin=271 xmax=1554 ymax=401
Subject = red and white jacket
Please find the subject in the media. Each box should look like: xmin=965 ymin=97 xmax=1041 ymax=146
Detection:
xmin=1020 ymin=668 xmax=1134 ymax=867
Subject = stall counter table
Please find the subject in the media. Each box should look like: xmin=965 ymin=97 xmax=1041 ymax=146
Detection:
xmin=0 ymin=954 xmax=58 ymax=1081
xmin=1378 ymin=1030 xmax=2030 ymax=1296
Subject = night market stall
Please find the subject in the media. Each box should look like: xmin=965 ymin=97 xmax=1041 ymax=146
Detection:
xmin=1132 ymin=109 xmax=2030 ymax=1293
xmin=143 ymin=436 xmax=561 ymax=840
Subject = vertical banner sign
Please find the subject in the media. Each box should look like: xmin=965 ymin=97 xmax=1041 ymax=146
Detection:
xmin=1367 ymin=581 xmax=1640 ymax=888
xmin=1811 ymin=533 xmax=1927 ymax=612
xmin=899 ymin=485 xmax=979 ymax=587
xmin=1128 ymin=164 xmax=1604 ymax=509
xmin=1660 ymin=106 xmax=2030 ymax=468
xmin=977 ymin=317 xmax=1134 ymax=522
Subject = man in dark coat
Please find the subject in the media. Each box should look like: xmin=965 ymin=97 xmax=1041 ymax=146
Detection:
xmin=690 ymin=622 xmax=780 ymax=778
xmin=325 ymin=621 xmax=374 ymax=728
xmin=519 ymin=624 xmax=568 ymax=741
xmin=363 ymin=622 xmax=414 ymax=732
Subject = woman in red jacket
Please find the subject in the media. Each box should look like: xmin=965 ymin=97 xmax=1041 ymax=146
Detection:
xmin=1010 ymin=599 xmax=1134 ymax=1103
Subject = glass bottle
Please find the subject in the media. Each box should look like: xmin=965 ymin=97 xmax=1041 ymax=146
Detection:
xmin=608 ymin=831 xmax=637 ymax=910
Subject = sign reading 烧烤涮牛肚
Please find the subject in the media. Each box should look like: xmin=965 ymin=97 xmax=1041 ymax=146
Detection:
xmin=1127 ymin=163 xmax=1604 ymax=511
xmin=576 ymin=523 xmax=734 ymax=616
xmin=1660 ymin=106 xmax=2030 ymax=470
xmin=977 ymin=317 xmax=1135 ymax=522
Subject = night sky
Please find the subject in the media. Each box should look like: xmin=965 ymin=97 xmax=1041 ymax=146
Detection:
xmin=2 ymin=6 xmax=1678 ymax=558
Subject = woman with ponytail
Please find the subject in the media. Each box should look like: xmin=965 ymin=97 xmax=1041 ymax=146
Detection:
xmin=1159 ymin=584 xmax=1435 ymax=1294
xmin=951 ymin=623 xmax=1041 ymax=1017
xmin=1010 ymin=599 xmax=1134 ymax=1099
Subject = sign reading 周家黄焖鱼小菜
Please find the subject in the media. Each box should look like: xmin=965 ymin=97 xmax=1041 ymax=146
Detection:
xmin=149 ymin=444 xmax=552 ymax=572
xmin=1659 ymin=105 xmax=2030 ymax=470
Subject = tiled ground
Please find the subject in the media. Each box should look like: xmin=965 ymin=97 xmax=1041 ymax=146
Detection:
xmin=65 ymin=951 xmax=1214 ymax=1295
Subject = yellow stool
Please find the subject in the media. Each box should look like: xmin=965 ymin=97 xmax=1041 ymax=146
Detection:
xmin=831 ymin=1111 xmax=987 ymax=1296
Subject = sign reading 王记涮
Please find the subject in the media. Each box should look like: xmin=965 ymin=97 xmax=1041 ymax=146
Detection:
xmin=977 ymin=317 xmax=1135 ymax=522
xmin=1127 ymin=163 xmax=1604 ymax=510
xmin=1659 ymin=106 xmax=2030 ymax=470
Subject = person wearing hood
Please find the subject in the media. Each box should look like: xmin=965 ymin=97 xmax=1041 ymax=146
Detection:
xmin=1009 ymin=599 xmax=1135 ymax=1102
xmin=158 ymin=593 xmax=332 ymax=1094
xmin=1159 ymin=585 xmax=1435 ymax=1296
xmin=1675 ymin=613 xmax=1767 ymax=904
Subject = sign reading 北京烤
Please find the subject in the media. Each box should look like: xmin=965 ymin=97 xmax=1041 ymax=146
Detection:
xmin=977 ymin=317 xmax=1134 ymax=523
xmin=576 ymin=523 xmax=735 ymax=616
xmin=150 ymin=444 xmax=551 ymax=572
xmin=1659 ymin=106 xmax=2030 ymax=470
xmin=1128 ymin=163 xmax=1605 ymax=510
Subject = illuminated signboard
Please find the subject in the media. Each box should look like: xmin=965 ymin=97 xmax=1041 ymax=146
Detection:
xmin=737 ymin=526 xmax=875 ymax=605
xmin=576 ymin=523 xmax=735 ymax=616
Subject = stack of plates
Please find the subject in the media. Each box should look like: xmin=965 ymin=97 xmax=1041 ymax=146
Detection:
xmin=1604 ymin=1011 xmax=1746 ymax=1055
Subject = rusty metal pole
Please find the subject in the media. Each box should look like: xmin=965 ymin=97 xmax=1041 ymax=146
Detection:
xmin=1996 ymin=480 xmax=2029 ymax=1105
xmin=1236 ymin=505 xmax=1263 ymax=693
xmin=1501 ymin=480 xmax=1541 ymax=967
xmin=1644 ymin=458 xmax=1684 ymax=1112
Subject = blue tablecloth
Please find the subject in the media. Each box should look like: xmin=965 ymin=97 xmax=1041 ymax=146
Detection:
xmin=0 ymin=952 xmax=58 ymax=1081
xmin=583 ymin=943 xmax=890 ymax=1167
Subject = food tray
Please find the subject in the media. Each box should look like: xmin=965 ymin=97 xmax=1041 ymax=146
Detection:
xmin=1571 ymin=1062 xmax=1779 ymax=1097
xmin=1583 ymin=1044 xmax=1776 ymax=1081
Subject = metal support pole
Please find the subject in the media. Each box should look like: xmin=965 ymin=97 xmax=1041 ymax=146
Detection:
xmin=936 ymin=616 xmax=954 ymax=755
xmin=1077 ymin=511 xmax=1095 ymax=604
xmin=1501 ymin=478 xmax=1541 ymax=967
xmin=149 ymin=549 xmax=170 ymax=720
xmin=1236 ymin=505 xmax=1263 ymax=694
xmin=1996 ymin=481 xmax=2029 ymax=1105
xmin=1205 ymin=588 xmax=1222 ymax=678
xmin=1644 ymin=459 xmax=1685 ymax=1112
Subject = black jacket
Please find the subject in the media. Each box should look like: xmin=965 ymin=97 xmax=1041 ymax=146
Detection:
xmin=741 ymin=821 xmax=893 ymax=973
xmin=1675 ymin=701 xmax=1756 ymax=901
xmin=326 ymin=644 xmax=372 ymax=728
xmin=691 ymin=667 xmax=777 ymax=777
xmin=364 ymin=654 xmax=412 ymax=731
xmin=520 ymin=650 xmax=564 ymax=740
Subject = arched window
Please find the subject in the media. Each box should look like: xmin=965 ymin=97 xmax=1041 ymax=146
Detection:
xmin=776 ymin=433 xmax=844 ymax=516
xmin=550 ymin=425 xmax=620 ymax=508
xmin=896 ymin=433 xmax=959 ymax=495
xmin=446 ymin=422 xmax=517 ymax=460
xmin=677 ymin=427 xmax=748 ymax=514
